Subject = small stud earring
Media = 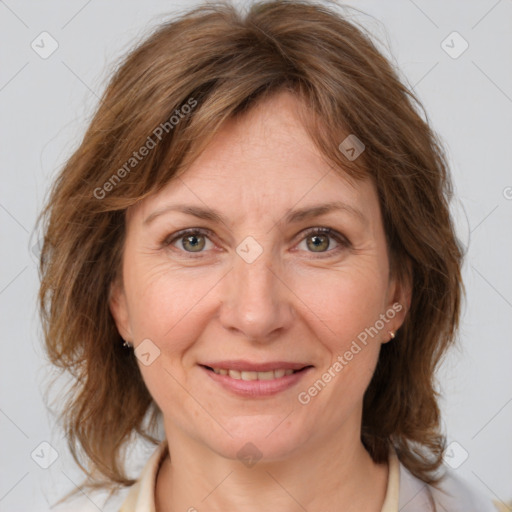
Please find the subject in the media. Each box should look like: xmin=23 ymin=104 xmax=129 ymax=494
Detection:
xmin=122 ymin=339 xmax=132 ymax=348
xmin=388 ymin=331 xmax=396 ymax=341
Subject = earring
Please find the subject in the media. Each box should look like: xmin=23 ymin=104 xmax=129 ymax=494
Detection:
xmin=122 ymin=339 xmax=132 ymax=348
xmin=388 ymin=331 xmax=396 ymax=341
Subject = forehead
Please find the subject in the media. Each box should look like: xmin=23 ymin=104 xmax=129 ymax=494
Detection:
xmin=131 ymin=91 xmax=378 ymax=227
xmin=181 ymin=91 xmax=357 ymax=181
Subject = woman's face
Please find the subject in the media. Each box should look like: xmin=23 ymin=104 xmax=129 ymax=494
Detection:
xmin=110 ymin=91 xmax=409 ymax=461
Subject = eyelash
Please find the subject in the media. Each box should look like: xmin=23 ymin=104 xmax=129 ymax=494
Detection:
xmin=161 ymin=227 xmax=350 ymax=258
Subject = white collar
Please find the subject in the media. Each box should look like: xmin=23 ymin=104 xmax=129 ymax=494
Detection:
xmin=120 ymin=439 xmax=400 ymax=512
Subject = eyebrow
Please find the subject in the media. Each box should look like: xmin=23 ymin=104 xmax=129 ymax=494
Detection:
xmin=143 ymin=201 xmax=367 ymax=227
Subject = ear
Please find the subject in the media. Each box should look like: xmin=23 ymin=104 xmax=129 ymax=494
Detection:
xmin=109 ymin=278 xmax=133 ymax=342
xmin=383 ymin=259 xmax=412 ymax=343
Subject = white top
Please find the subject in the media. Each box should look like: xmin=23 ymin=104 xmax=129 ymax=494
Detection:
xmin=118 ymin=439 xmax=499 ymax=512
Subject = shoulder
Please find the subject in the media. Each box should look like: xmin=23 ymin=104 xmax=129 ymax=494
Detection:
xmin=398 ymin=460 xmax=499 ymax=512
xmin=50 ymin=440 xmax=167 ymax=512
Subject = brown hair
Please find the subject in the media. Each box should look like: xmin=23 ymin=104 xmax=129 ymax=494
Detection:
xmin=37 ymin=0 xmax=464 ymax=504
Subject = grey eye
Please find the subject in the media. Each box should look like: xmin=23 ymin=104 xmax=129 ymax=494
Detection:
xmin=306 ymin=233 xmax=331 ymax=252
xmin=179 ymin=233 xmax=207 ymax=252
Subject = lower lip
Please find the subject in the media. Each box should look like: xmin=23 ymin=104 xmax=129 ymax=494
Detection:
xmin=200 ymin=366 xmax=313 ymax=397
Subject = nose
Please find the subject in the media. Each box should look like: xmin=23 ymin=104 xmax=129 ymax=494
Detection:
xmin=218 ymin=245 xmax=296 ymax=343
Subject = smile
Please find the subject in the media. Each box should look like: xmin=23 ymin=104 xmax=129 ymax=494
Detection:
xmin=200 ymin=364 xmax=313 ymax=397
xmin=208 ymin=367 xmax=297 ymax=380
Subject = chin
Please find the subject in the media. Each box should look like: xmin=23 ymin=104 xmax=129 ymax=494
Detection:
xmin=203 ymin=418 xmax=310 ymax=464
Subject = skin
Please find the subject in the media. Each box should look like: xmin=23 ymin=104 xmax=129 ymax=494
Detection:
xmin=110 ymin=90 xmax=411 ymax=512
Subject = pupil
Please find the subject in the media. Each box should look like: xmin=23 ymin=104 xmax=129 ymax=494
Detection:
xmin=309 ymin=234 xmax=328 ymax=252
xmin=184 ymin=234 xmax=204 ymax=251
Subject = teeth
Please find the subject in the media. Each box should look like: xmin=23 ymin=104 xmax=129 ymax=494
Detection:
xmin=241 ymin=371 xmax=258 ymax=381
xmin=212 ymin=368 xmax=297 ymax=380
xmin=257 ymin=371 xmax=275 ymax=380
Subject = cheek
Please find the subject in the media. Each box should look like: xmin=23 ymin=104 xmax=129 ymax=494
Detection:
xmin=292 ymin=260 xmax=389 ymax=343
xmin=124 ymin=259 xmax=220 ymax=344
xmin=293 ymin=262 xmax=387 ymax=398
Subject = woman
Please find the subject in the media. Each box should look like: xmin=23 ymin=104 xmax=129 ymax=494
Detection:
xmin=38 ymin=1 xmax=499 ymax=510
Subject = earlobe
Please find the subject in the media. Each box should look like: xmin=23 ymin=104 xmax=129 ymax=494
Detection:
xmin=384 ymin=258 xmax=413 ymax=340
xmin=109 ymin=279 xmax=132 ymax=342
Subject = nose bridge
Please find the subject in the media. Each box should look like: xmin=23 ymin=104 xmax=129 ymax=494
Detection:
xmin=219 ymin=237 xmax=293 ymax=341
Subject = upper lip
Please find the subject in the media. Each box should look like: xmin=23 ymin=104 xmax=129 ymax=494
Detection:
xmin=200 ymin=360 xmax=312 ymax=372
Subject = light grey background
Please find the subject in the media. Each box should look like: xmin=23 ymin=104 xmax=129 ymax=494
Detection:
xmin=1 ymin=1 xmax=511 ymax=511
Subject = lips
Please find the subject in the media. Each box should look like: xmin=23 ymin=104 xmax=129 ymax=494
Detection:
xmin=200 ymin=362 xmax=313 ymax=397
xmin=200 ymin=360 xmax=312 ymax=397
xmin=200 ymin=360 xmax=310 ymax=372
xmin=208 ymin=367 xmax=297 ymax=380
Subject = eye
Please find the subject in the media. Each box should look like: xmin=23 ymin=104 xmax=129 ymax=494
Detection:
xmin=296 ymin=227 xmax=350 ymax=256
xmin=162 ymin=228 xmax=214 ymax=256
xmin=161 ymin=226 xmax=350 ymax=258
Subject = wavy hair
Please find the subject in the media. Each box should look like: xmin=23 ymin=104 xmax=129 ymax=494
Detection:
xmin=37 ymin=0 xmax=464 ymax=505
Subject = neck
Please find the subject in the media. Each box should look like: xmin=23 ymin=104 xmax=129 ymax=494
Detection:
xmin=155 ymin=427 xmax=389 ymax=512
